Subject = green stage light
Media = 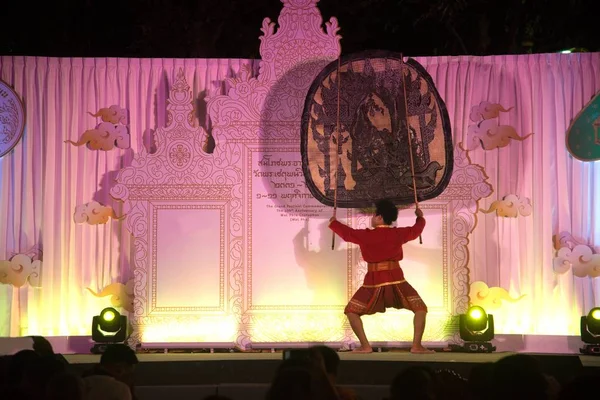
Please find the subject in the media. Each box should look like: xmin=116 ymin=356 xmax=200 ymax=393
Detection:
xmin=468 ymin=307 xmax=483 ymax=319
xmin=91 ymin=307 xmax=128 ymax=354
xmin=456 ymin=306 xmax=495 ymax=353
xmin=580 ymin=307 xmax=600 ymax=355
xmin=102 ymin=309 xmax=116 ymax=322
xmin=464 ymin=306 xmax=488 ymax=333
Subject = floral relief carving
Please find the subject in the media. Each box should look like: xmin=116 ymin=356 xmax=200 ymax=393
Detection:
xmin=168 ymin=143 xmax=192 ymax=169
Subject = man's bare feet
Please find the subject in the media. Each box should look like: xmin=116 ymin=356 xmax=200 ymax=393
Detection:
xmin=352 ymin=346 xmax=373 ymax=353
xmin=410 ymin=346 xmax=435 ymax=354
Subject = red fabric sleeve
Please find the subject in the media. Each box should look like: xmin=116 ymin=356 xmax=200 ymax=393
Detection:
xmin=398 ymin=217 xmax=426 ymax=243
xmin=328 ymin=219 xmax=366 ymax=245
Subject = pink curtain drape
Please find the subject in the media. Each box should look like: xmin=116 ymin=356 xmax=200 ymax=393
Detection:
xmin=414 ymin=53 xmax=600 ymax=334
xmin=0 ymin=57 xmax=260 ymax=336
xmin=1 ymin=53 xmax=599 ymax=337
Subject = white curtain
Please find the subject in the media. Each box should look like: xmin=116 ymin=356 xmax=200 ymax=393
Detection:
xmin=1 ymin=53 xmax=599 ymax=337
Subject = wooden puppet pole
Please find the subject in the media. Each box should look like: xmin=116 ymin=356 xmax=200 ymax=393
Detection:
xmin=400 ymin=54 xmax=423 ymax=244
xmin=332 ymin=56 xmax=342 ymax=250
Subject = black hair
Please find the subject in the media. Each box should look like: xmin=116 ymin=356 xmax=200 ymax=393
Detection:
xmin=375 ymin=199 xmax=398 ymax=225
xmin=6 ymin=349 xmax=40 ymax=383
xmin=309 ymin=345 xmax=340 ymax=376
xmin=390 ymin=366 xmax=435 ymax=400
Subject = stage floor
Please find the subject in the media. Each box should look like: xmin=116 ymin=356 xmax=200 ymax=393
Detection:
xmin=62 ymin=350 xmax=599 ymax=365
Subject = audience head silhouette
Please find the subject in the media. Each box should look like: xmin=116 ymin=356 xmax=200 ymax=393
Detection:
xmin=390 ymin=366 xmax=436 ymax=400
xmin=266 ymin=358 xmax=339 ymax=400
xmin=0 ymin=340 xmax=592 ymax=400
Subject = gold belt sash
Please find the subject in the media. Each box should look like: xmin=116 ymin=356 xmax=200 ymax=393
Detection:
xmin=367 ymin=260 xmax=399 ymax=272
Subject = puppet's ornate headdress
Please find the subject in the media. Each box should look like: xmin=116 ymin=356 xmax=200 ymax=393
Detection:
xmin=301 ymin=50 xmax=453 ymax=210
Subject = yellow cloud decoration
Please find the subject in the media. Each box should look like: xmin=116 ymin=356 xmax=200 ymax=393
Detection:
xmin=553 ymin=232 xmax=600 ymax=278
xmin=73 ymin=201 xmax=124 ymax=225
xmin=465 ymin=119 xmax=533 ymax=151
xmin=469 ymin=101 xmax=513 ymax=122
xmin=463 ymin=101 xmax=533 ymax=151
xmin=553 ymin=231 xmax=580 ymax=251
xmin=88 ymin=105 xmax=128 ymax=125
xmin=86 ymin=279 xmax=134 ymax=313
xmin=0 ymin=254 xmax=42 ymax=288
xmin=553 ymin=246 xmax=600 ymax=277
xmin=479 ymin=194 xmax=532 ymax=218
xmin=65 ymin=122 xmax=130 ymax=151
xmin=469 ymin=281 xmax=525 ymax=310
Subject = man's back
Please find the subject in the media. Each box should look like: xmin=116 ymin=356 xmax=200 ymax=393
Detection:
xmin=329 ymin=217 xmax=425 ymax=262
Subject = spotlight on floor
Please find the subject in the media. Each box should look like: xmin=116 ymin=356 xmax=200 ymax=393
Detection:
xmin=91 ymin=307 xmax=128 ymax=354
xmin=580 ymin=307 xmax=600 ymax=355
xmin=452 ymin=306 xmax=496 ymax=353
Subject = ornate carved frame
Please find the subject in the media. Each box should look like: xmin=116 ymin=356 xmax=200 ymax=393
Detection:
xmin=111 ymin=69 xmax=244 ymax=345
xmin=112 ymin=0 xmax=492 ymax=348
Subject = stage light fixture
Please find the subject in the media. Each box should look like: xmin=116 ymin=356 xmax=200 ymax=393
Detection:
xmin=580 ymin=307 xmax=600 ymax=355
xmin=456 ymin=306 xmax=496 ymax=353
xmin=560 ymin=47 xmax=589 ymax=54
xmin=91 ymin=307 xmax=128 ymax=354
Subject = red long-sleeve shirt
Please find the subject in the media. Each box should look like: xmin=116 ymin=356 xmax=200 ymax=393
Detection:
xmin=328 ymin=217 xmax=425 ymax=263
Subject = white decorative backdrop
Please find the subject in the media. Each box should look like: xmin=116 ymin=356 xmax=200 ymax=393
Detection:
xmin=1 ymin=0 xmax=600 ymax=348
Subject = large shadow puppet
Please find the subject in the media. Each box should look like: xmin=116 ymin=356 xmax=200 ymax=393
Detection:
xmin=301 ymin=51 xmax=453 ymax=208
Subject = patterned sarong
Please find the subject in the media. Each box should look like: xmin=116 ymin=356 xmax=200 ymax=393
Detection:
xmin=344 ymin=261 xmax=427 ymax=315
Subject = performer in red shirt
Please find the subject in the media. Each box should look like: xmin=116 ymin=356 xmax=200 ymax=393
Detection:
xmin=329 ymin=199 xmax=434 ymax=354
